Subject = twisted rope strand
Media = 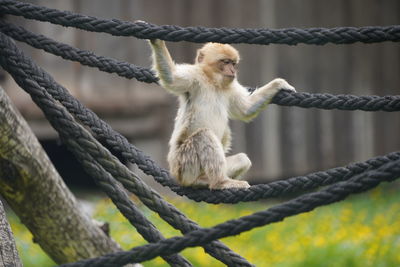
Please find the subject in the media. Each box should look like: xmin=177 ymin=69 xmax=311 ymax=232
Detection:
xmin=0 ymin=1 xmax=398 ymax=266
xmin=0 ymin=33 xmax=190 ymax=267
xmin=0 ymin=20 xmax=158 ymax=83
xmin=0 ymin=32 xmax=253 ymax=267
xmin=63 ymin=138 xmax=192 ymax=267
xmin=1 ymin=0 xmax=400 ymax=45
xmin=1 ymin=21 xmax=399 ymax=111
xmin=60 ymin=159 xmax=400 ymax=266
xmin=272 ymin=89 xmax=400 ymax=112
xmin=1 ymin=24 xmax=399 ymax=205
xmin=175 ymin=151 xmax=400 ymax=203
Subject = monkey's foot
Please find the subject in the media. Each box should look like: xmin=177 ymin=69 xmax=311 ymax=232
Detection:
xmin=210 ymin=179 xmax=250 ymax=190
xmin=190 ymin=175 xmax=210 ymax=188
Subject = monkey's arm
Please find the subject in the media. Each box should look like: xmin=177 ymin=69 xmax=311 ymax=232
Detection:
xmin=229 ymin=78 xmax=295 ymax=122
xmin=150 ymin=40 xmax=194 ymax=94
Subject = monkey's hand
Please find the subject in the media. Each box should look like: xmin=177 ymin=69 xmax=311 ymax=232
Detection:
xmin=149 ymin=39 xmax=164 ymax=47
xmin=134 ymin=20 xmax=148 ymax=24
xmin=272 ymin=78 xmax=296 ymax=92
xmin=232 ymin=78 xmax=296 ymax=121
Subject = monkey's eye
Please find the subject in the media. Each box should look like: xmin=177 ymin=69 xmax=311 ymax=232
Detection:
xmin=231 ymin=61 xmax=238 ymax=69
xmin=220 ymin=59 xmax=237 ymax=66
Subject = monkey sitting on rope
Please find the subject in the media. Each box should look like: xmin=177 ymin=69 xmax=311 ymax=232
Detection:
xmin=149 ymin=39 xmax=295 ymax=189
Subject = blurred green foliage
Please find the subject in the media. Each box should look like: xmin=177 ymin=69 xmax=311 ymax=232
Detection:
xmin=7 ymin=181 xmax=400 ymax=267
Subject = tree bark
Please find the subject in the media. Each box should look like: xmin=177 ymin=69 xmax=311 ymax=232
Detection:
xmin=0 ymin=86 xmax=123 ymax=264
xmin=0 ymin=199 xmax=22 ymax=267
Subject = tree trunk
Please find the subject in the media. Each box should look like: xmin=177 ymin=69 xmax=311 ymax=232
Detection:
xmin=0 ymin=86 xmax=123 ymax=264
xmin=0 ymin=199 xmax=22 ymax=267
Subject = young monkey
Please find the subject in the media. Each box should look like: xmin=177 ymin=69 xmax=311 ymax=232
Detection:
xmin=149 ymin=39 xmax=295 ymax=189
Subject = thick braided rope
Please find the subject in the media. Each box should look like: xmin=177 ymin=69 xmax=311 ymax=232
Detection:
xmin=15 ymin=77 xmax=188 ymax=267
xmin=176 ymin=151 xmax=400 ymax=203
xmin=1 ymin=0 xmax=400 ymax=45
xmin=61 ymin=159 xmax=400 ymax=266
xmin=1 ymin=21 xmax=399 ymax=112
xmin=272 ymin=89 xmax=400 ymax=111
xmin=0 ymin=20 xmax=158 ymax=83
xmin=0 ymin=30 xmax=190 ymax=267
xmin=0 ymin=7 xmax=398 ymax=266
xmin=62 ymin=140 xmax=191 ymax=266
xmin=0 ymin=32 xmax=253 ymax=267
xmin=0 ymin=2 xmax=396 ymax=266
xmin=0 ymin=25 xmax=185 ymax=195
xmin=1 ymin=24 xmax=399 ymax=205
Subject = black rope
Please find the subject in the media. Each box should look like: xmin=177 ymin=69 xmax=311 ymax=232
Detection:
xmin=175 ymin=151 xmax=400 ymax=203
xmin=1 ymin=21 xmax=399 ymax=205
xmin=1 ymin=0 xmax=400 ymax=45
xmin=0 ymin=20 xmax=158 ymax=83
xmin=1 ymin=21 xmax=399 ymax=112
xmin=272 ymin=89 xmax=400 ymax=112
xmin=60 ymin=158 xmax=400 ymax=266
xmin=0 ymin=31 xmax=253 ymax=267
xmin=0 ymin=1 xmax=399 ymax=266
xmin=64 ymin=138 xmax=192 ymax=267
xmin=0 ymin=30 xmax=191 ymax=267
xmin=2 ymin=21 xmax=399 ymax=112
xmin=0 ymin=2 xmax=399 ymax=266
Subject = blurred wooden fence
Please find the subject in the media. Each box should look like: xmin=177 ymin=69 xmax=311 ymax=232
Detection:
xmin=2 ymin=0 xmax=399 ymax=183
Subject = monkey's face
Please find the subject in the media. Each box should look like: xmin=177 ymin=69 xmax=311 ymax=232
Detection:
xmin=197 ymin=43 xmax=240 ymax=86
xmin=206 ymin=57 xmax=238 ymax=87
xmin=217 ymin=58 xmax=238 ymax=80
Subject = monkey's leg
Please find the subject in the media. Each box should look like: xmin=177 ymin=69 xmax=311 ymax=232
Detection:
xmin=169 ymin=139 xmax=201 ymax=187
xmin=226 ymin=153 xmax=252 ymax=180
xmin=190 ymin=129 xmax=250 ymax=189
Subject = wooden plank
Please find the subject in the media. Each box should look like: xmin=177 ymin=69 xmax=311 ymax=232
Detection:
xmin=349 ymin=0 xmax=379 ymax=162
xmin=298 ymin=0 xmax=322 ymax=174
xmin=330 ymin=1 xmax=355 ymax=166
xmin=259 ymin=0 xmax=283 ymax=180
xmin=36 ymin=1 xmax=77 ymax=87
xmin=76 ymin=0 xmax=127 ymax=108
xmin=5 ymin=1 xmax=77 ymax=115
xmin=239 ymin=0 xmax=267 ymax=181
xmin=373 ymin=0 xmax=400 ymax=155
xmin=313 ymin=0 xmax=348 ymax=170
xmin=275 ymin=0 xmax=316 ymax=177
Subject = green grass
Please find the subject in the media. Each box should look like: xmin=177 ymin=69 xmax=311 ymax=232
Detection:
xmin=7 ymin=181 xmax=400 ymax=267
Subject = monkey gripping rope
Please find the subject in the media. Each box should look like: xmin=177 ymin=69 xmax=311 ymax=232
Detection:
xmin=0 ymin=1 xmax=399 ymax=266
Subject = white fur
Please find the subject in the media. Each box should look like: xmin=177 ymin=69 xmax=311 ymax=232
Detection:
xmin=149 ymin=40 xmax=295 ymax=189
xmin=170 ymin=64 xmax=230 ymax=145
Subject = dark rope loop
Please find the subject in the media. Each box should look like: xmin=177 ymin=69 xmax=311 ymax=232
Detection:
xmin=172 ymin=151 xmax=400 ymax=203
xmin=1 ymin=0 xmax=400 ymax=45
xmin=1 ymin=22 xmax=399 ymax=206
xmin=0 ymin=20 xmax=158 ymax=83
xmin=60 ymin=158 xmax=400 ymax=266
xmin=0 ymin=1 xmax=399 ymax=265
xmin=0 ymin=31 xmax=253 ymax=267
xmin=64 ymin=138 xmax=192 ymax=267
xmin=1 ymin=21 xmax=399 ymax=112
xmin=271 ymin=89 xmax=400 ymax=112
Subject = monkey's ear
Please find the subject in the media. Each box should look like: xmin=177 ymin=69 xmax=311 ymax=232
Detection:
xmin=196 ymin=50 xmax=205 ymax=64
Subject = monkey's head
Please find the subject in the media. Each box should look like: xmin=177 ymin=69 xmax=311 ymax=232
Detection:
xmin=196 ymin=43 xmax=240 ymax=87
